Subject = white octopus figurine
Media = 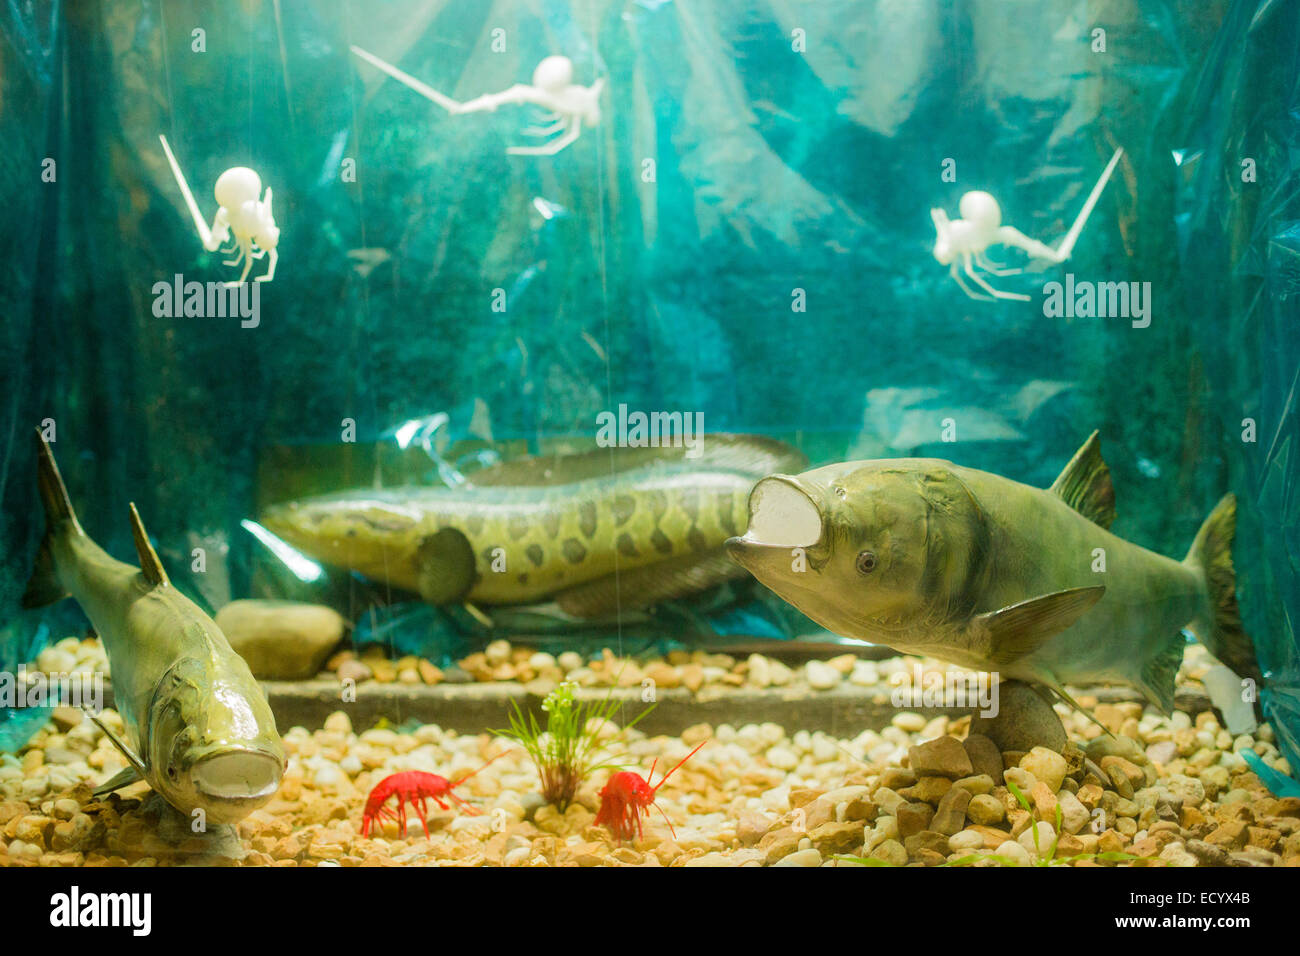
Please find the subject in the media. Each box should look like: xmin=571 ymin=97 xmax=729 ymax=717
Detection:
xmin=931 ymin=147 xmax=1124 ymax=301
xmin=350 ymin=47 xmax=603 ymax=156
xmin=159 ymin=134 xmax=280 ymax=285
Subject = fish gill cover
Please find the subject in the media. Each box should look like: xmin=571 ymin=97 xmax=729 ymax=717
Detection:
xmin=0 ymin=1 xmax=1295 ymax=770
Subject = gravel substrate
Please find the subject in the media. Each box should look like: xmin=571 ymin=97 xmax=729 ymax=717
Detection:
xmin=2 ymin=635 xmax=1295 ymax=867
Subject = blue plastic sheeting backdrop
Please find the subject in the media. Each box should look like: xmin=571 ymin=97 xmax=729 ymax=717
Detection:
xmin=0 ymin=1 xmax=1297 ymax=767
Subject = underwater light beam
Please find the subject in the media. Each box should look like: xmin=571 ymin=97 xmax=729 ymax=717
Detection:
xmin=240 ymin=520 xmax=324 ymax=582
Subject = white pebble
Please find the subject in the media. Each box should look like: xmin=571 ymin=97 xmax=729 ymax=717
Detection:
xmin=504 ymin=846 xmax=530 ymax=866
xmin=948 ymin=829 xmax=985 ymax=852
xmin=849 ymin=661 xmax=879 ymax=686
xmin=747 ymin=654 xmax=772 ymax=688
xmin=774 ymin=848 xmax=822 ymax=867
xmin=891 ymin=713 xmax=926 ymax=733
xmin=766 ymin=746 xmax=799 ymax=771
xmin=313 ymin=764 xmax=343 ymax=788
xmin=1018 ymin=822 xmax=1056 ymax=859
xmin=805 ymin=661 xmax=840 ymax=690
xmin=995 ymin=840 xmax=1032 ymax=866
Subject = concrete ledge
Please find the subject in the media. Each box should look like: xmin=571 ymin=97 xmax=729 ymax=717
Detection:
xmin=100 ymin=679 xmax=1215 ymax=736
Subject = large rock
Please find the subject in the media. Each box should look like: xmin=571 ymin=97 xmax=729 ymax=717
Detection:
xmin=962 ymin=733 xmax=1005 ymax=781
xmin=215 ymin=600 xmax=347 ymax=680
xmin=966 ymin=681 xmax=1067 ymax=752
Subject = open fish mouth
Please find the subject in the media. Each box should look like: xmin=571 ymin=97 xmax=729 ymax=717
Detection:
xmin=192 ymin=750 xmax=283 ymax=801
xmin=735 ymin=476 xmax=823 ymax=549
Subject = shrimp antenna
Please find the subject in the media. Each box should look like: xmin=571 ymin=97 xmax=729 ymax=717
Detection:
xmin=650 ymin=740 xmax=707 ymax=794
xmin=653 ymin=800 xmax=678 ymax=839
xmin=450 ymin=749 xmax=508 ymax=788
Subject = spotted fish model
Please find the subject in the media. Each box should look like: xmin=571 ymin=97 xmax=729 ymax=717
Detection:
xmin=260 ymin=435 xmax=807 ymax=618
xmin=22 ymin=432 xmax=285 ymax=823
xmin=726 ymin=431 xmax=1259 ymax=711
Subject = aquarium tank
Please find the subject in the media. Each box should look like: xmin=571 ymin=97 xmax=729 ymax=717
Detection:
xmin=0 ymin=0 xmax=1297 ymax=879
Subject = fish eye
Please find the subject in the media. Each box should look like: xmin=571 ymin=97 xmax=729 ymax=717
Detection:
xmin=855 ymin=550 xmax=877 ymax=574
xmin=833 ymin=486 xmax=848 ymax=499
xmin=167 ymin=766 xmax=178 ymax=780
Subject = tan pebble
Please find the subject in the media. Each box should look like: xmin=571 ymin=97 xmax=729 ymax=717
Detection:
xmin=654 ymin=840 xmax=685 ymax=865
xmin=0 ymin=801 xmax=29 ymax=826
xmin=323 ymin=711 xmax=353 ymax=735
xmin=337 ymin=660 xmax=372 ymax=685
xmin=681 ymin=723 xmax=712 ymax=747
xmin=680 ymin=664 xmax=704 ymax=692
xmin=737 ymin=809 xmax=775 ymax=846
xmin=642 ymin=662 xmax=680 ymax=690
xmin=418 ymin=660 xmax=442 ymax=685
xmin=325 ymin=649 xmax=355 ymax=671
xmin=826 ymin=654 xmax=857 ymax=675
xmin=1098 ymin=829 xmax=1128 ymax=855
xmin=51 ymin=707 xmax=84 ymax=732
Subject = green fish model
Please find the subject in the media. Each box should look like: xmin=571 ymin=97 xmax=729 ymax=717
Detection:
xmin=261 ymin=435 xmax=807 ymax=618
xmin=726 ymin=431 xmax=1260 ymax=712
xmin=23 ymin=432 xmax=285 ymax=824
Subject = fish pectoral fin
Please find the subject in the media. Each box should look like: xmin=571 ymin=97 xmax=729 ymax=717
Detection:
xmin=416 ymin=528 xmax=477 ymax=605
xmin=87 ymin=712 xmax=149 ymax=778
xmin=975 ymin=585 xmax=1105 ymax=666
xmin=1048 ymin=430 xmax=1117 ymax=530
xmin=93 ymin=764 xmax=145 ymax=797
xmin=128 ymin=502 xmax=171 ymax=587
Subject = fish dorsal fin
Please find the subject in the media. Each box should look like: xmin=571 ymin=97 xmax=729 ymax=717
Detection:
xmin=1049 ymin=430 xmax=1116 ymax=529
xmin=128 ymin=502 xmax=171 ymax=587
xmin=975 ymin=585 xmax=1106 ymax=666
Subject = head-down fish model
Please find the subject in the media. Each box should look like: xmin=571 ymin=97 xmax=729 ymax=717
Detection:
xmin=727 ymin=432 xmax=1259 ymax=714
xmin=22 ymin=432 xmax=284 ymax=824
xmin=261 ymin=435 xmax=806 ymax=619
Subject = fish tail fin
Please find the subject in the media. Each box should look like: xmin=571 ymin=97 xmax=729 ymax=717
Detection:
xmin=1183 ymin=494 xmax=1261 ymax=682
xmin=21 ymin=429 xmax=82 ymax=609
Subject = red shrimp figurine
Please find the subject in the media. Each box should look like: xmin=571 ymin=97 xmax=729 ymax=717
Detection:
xmin=596 ymin=740 xmax=707 ymax=842
xmin=361 ymin=752 xmax=505 ymax=838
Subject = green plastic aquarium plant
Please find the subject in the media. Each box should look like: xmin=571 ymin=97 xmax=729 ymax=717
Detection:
xmin=494 ymin=679 xmax=655 ymax=812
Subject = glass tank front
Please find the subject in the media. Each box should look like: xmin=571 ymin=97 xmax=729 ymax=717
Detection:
xmin=1 ymin=0 xmax=1298 ymax=890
